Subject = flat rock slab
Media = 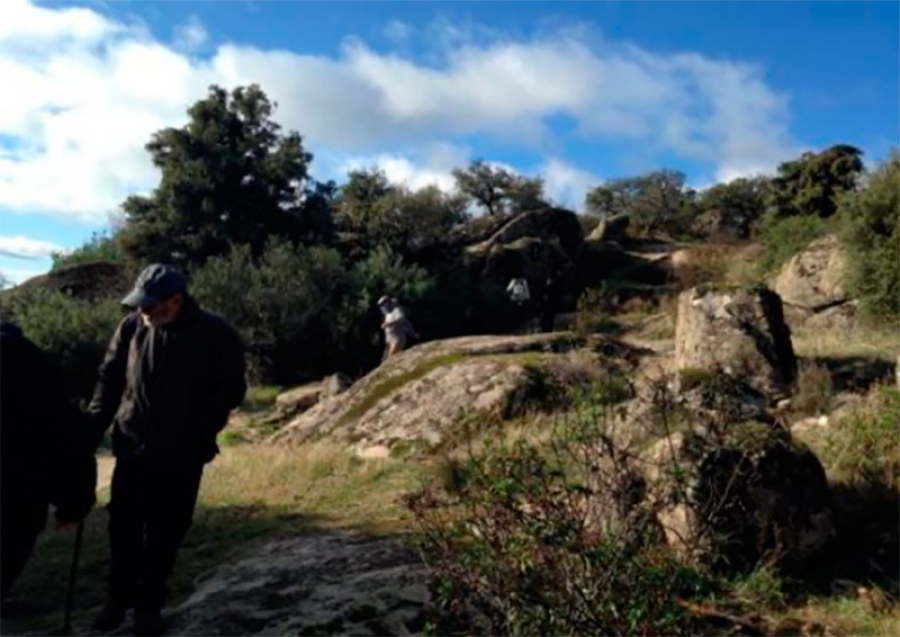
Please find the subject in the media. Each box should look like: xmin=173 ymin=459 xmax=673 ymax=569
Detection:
xmin=163 ymin=532 xmax=430 ymax=636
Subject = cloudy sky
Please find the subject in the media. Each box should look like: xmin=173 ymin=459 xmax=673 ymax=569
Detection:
xmin=0 ymin=0 xmax=897 ymax=284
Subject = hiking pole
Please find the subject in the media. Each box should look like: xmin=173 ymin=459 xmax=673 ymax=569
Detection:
xmin=62 ymin=521 xmax=84 ymax=636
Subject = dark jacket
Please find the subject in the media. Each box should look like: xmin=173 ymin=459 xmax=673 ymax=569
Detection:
xmin=88 ymin=296 xmax=246 ymax=464
xmin=0 ymin=322 xmax=97 ymax=522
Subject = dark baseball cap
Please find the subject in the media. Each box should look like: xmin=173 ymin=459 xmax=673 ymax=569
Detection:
xmin=121 ymin=264 xmax=187 ymax=307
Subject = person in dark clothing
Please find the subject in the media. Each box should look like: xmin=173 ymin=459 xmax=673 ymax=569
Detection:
xmin=87 ymin=264 xmax=246 ymax=636
xmin=0 ymin=321 xmax=97 ymax=602
xmin=539 ymin=275 xmax=561 ymax=333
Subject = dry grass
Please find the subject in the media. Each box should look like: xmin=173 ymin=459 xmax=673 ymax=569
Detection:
xmin=202 ymin=443 xmax=428 ymax=531
xmin=792 ymin=324 xmax=900 ymax=363
xmin=783 ymin=597 xmax=900 ymax=637
xmin=792 ymin=359 xmax=834 ymax=415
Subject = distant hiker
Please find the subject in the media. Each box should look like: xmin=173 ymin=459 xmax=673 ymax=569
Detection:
xmin=378 ymin=295 xmax=418 ymax=361
xmin=506 ymin=277 xmax=530 ymax=305
xmin=0 ymin=321 xmax=97 ymax=602
xmin=88 ymin=264 xmax=246 ymax=636
xmin=539 ymin=275 xmax=561 ymax=333
xmin=506 ymin=276 xmax=533 ymax=332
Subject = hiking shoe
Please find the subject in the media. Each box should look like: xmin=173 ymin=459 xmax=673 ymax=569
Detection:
xmin=134 ymin=609 xmax=165 ymax=637
xmin=92 ymin=598 xmax=128 ymax=632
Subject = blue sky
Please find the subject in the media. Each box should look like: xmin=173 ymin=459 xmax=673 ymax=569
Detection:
xmin=1 ymin=0 xmax=897 ymax=284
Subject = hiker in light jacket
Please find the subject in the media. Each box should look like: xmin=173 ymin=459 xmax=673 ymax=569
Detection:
xmin=88 ymin=264 xmax=246 ymax=636
xmin=377 ymin=295 xmax=418 ymax=361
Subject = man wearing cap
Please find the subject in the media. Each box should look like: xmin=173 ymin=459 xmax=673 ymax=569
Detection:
xmin=377 ymin=295 xmax=418 ymax=361
xmin=87 ymin=264 xmax=246 ymax=636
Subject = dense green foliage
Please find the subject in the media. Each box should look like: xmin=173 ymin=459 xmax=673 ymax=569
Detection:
xmin=765 ymin=144 xmax=864 ymax=219
xmin=118 ymin=84 xmax=335 ymax=269
xmin=838 ymin=151 xmax=900 ymax=320
xmin=4 ymin=288 xmax=124 ymax=400
xmin=755 ymin=213 xmax=832 ymax=275
xmin=50 ymin=229 xmax=125 ymax=271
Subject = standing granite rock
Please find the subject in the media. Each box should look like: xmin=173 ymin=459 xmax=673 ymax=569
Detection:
xmin=773 ymin=235 xmax=847 ymax=312
xmin=675 ymin=285 xmax=797 ymax=397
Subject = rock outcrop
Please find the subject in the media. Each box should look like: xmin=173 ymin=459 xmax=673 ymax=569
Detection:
xmin=774 ymin=235 xmax=847 ymax=312
xmin=773 ymin=235 xmax=854 ymax=328
xmin=162 ymin=532 xmax=430 ymax=636
xmin=675 ymin=285 xmax=797 ymax=397
xmin=267 ymin=333 xmax=599 ymax=455
xmin=587 ymin=213 xmax=630 ymax=242
xmin=467 ymin=207 xmax=584 ymax=259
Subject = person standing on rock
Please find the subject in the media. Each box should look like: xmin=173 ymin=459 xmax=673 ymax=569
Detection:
xmin=378 ymin=295 xmax=418 ymax=361
xmin=87 ymin=264 xmax=246 ymax=636
xmin=0 ymin=321 xmax=97 ymax=603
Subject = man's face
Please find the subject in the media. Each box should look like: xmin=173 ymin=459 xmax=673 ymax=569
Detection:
xmin=139 ymin=294 xmax=183 ymax=328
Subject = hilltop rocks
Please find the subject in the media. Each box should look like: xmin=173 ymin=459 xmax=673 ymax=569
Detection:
xmin=468 ymin=207 xmax=584 ymax=259
xmin=163 ymin=532 xmax=430 ymax=636
xmin=675 ymin=285 xmax=797 ymax=397
xmin=587 ymin=213 xmax=630 ymax=242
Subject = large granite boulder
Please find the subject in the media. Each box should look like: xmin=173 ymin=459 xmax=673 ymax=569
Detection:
xmin=773 ymin=235 xmax=848 ymax=312
xmin=467 ymin=207 xmax=584 ymax=258
xmin=675 ymin=285 xmax=797 ymax=397
xmin=267 ymin=333 xmax=601 ymax=456
xmin=643 ymin=420 xmax=834 ymax=574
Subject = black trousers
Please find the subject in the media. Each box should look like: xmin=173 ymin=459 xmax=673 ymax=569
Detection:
xmin=106 ymin=456 xmax=204 ymax=611
xmin=0 ymin=488 xmax=48 ymax=601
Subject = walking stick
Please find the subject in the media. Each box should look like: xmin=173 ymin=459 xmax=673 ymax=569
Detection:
xmin=62 ymin=521 xmax=85 ymax=636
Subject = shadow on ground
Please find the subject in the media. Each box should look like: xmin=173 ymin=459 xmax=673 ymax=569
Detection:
xmin=0 ymin=503 xmax=335 ymax=636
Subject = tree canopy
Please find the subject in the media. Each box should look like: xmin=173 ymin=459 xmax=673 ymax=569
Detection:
xmin=119 ymin=84 xmax=334 ymax=268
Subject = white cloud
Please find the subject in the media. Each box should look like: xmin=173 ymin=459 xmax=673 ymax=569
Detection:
xmin=541 ymin=159 xmax=600 ymax=211
xmin=339 ymin=143 xmax=471 ymax=192
xmin=0 ymin=235 xmax=67 ymax=259
xmin=173 ymin=15 xmax=208 ymax=51
xmin=0 ymin=0 xmax=800 ymax=224
xmin=0 ymin=265 xmax=47 ymax=286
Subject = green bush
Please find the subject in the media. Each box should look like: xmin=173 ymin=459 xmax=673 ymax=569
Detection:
xmin=329 ymin=244 xmax=436 ymax=373
xmin=50 ymin=229 xmax=125 ymax=270
xmin=755 ymin=213 xmax=832 ymax=275
xmin=7 ymin=288 xmax=125 ymax=401
xmin=190 ymin=237 xmax=345 ymax=383
xmin=406 ymin=416 xmax=712 ymax=636
xmin=839 ymin=151 xmax=900 ymax=320
xmin=824 ymin=384 xmax=900 ymax=491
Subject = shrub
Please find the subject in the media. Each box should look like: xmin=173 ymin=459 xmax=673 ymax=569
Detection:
xmin=329 ymin=244 xmax=436 ymax=373
xmin=50 ymin=229 xmax=125 ymax=270
xmin=573 ymin=284 xmax=616 ymax=336
xmin=792 ymin=360 xmax=834 ymax=415
xmin=839 ymin=150 xmax=900 ymax=321
xmin=824 ymin=384 xmax=900 ymax=491
xmin=405 ymin=404 xmax=714 ymax=636
xmin=190 ymin=237 xmax=345 ymax=383
xmin=755 ymin=212 xmax=832 ymax=275
xmin=6 ymin=288 xmax=125 ymax=401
